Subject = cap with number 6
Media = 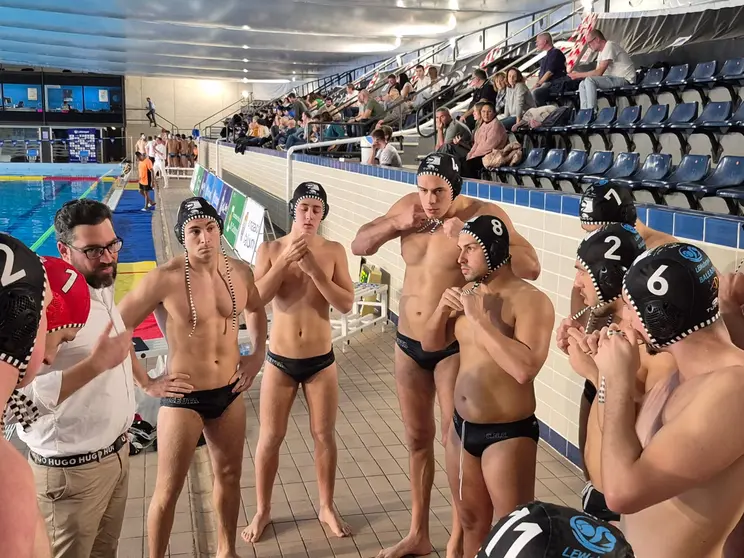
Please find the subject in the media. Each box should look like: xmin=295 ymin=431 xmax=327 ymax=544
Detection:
xmin=460 ymin=214 xmax=511 ymax=273
xmin=623 ymin=242 xmax=720 ymax=348
xmin=477 ymin=501 xmax=634 ymax=558
xmin=41 ymin=256 xmax=91 ymax=332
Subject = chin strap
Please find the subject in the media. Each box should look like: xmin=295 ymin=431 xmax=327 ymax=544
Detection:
xmin=184 ymin=245 xmax=237 ymax=338
xmin=416 ymin=218 xmax=444 ymax=234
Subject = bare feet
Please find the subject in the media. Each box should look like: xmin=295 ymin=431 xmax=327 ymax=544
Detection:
xmin=215 ymin=552 xmax=240 ymax=558
xmin=319 ymin=506 xmax=352 ymax=537
xmin=241 ymin=511 xmax=271 ymax=544
xmin=375 ymin=534 xmax=434 ymax=558
xmin=446 ymin=534 xmax=463 ymax=558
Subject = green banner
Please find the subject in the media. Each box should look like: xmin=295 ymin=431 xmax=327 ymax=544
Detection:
xmin=191 ymin=164 xmax=205 ymax=196
xmin=223 ymin=190 xmax=247 ymax=248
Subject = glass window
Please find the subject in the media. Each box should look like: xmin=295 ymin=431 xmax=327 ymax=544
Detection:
xmin=44 ymin=85 xmax=84 ymax=113
xmin=83 ymin=86 xmax=123 ymax=112
xmin=1 ymin=84 xmax=43 ymax=111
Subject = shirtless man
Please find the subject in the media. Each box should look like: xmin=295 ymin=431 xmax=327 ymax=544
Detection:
xmin=421 ymin=215 xmax=554 ymax=558
xmin=564 ymin=181 xmax=676 ymax=482
xmin=352 ymin=153 xmax=540 ymax=558
xmin=242 ymin=182 xmax=355 ymax=543
xmin=167 ymin=133 xmax=180 ymax=168
xmin=179 ymin=134 xmax=190 ymax=168
xmin=0 ymin=237 xmax=97 ymax=557
xmin=558 ymin=223 xmax=675 ymax=522
xmin=118 ymin=197 xmax=268 ymax=558
xmin=594 ymin=242 xmax=744 ymax=557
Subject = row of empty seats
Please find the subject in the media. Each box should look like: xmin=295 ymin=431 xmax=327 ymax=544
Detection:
xmin=489 ymin=147 xmax=744 ymax=214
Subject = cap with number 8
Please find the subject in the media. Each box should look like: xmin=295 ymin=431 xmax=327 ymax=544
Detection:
xmin=623 ymin=242 xmax=720 ymax=348
xmin=460 ymin=215 xmax=511 ymax=274
xmin=42 ymin=256 xmax=91 ymax=333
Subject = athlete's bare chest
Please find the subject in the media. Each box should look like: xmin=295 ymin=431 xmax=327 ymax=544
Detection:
xmin=401 ymin=229 xmax=460 ymax=268
xmin=165 ymin=266 xmax=247 ymax=324
xmin=454 ymin=293 xmax=515 ymax=346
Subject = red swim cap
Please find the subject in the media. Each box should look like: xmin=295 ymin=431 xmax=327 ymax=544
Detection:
xmin=41 ymin=257 xmax=91 ymax=332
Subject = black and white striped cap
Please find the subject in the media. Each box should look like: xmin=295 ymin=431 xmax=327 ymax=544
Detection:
xmin=417 ymin=152 xmax=463 ymax=199
xmin=623 ymin=243 xmax=720 ymax=348
xmin=460 ymin=215 xmax=511 ymax=274
xmin=580 ymin=181 xmax=637 ymax=226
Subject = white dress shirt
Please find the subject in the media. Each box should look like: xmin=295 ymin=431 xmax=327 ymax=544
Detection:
xmin=17 ymin=285 xmax=136 ymax=457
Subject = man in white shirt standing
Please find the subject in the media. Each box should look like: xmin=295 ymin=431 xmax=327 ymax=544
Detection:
xmin=153 ymin=136 xmax=169 ymax=188
xmin=146 ymin=135 xmax=156 ymax=165
xmin=569 ymin=29 xmax=637 ymax=109
xmin=17 ymin=200 xmax=190 ymax=558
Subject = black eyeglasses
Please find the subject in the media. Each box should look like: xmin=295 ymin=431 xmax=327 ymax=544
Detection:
xmin=65 ymin=237 xmax=124 ymax=260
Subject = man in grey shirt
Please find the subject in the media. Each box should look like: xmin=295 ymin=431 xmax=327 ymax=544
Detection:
xmin=435 ymin=107 xmax=472 ymax=165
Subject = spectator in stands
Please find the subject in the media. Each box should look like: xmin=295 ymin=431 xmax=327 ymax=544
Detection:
xmin=145 ymin=97 xmax=157 ymax=127
xmin=367 ymin=128 xmax=402 ymax=168
xmin=492 ymin=72 xmax=508 ymax=114
xmin=500 ymin=68 xmax=536 ymax=131
xmin=398 ymin=73 xmax=414 ymax=100
xmin=463 ymin=101 xmax=507 ymax=179
xmin=381 ymin=74 xmax=399 ymax=102
xmin=435 ymin=107 xmax=472 ymax=166
xmin=414 ymin=66 xmax=444 ymax=109
xmin=324 ymin=97 xmax=343 ymax=121
xmin=569 ymin=29 xmax=636 ymax=109
xmin=459 ymin=68 xmax=497 ymax=128
xmin=532 ymin=33 xmax=569 ymax=106
xmin=413 ymin=65 xmax=427 ymax=91
xmin=379 ymin=87 xmax=410 ymax=129
xmin=472 ymin=100 xmax=486 ymax=132
xmin=287 ymin=93 xmax=308 ymax=121
xmin=350 ymin=89 xmax=385 ymax=135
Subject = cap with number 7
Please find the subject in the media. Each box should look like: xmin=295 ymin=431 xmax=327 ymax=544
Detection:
xmin=41 ymin=256 xmax=91 ymax=332
xmin=476 ymin=501 xmax=634 ymax=558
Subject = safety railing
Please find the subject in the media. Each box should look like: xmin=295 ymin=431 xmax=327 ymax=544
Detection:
xmin=192 ymin=96 xmax=252 ymax=134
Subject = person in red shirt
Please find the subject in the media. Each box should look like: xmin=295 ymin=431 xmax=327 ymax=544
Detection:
xmin=137 ymin=152 xmax=156 ymax=211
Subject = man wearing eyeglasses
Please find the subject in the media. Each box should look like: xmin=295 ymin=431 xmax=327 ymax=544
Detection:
xmin=16 ymin=199 xmax=191 ymax=558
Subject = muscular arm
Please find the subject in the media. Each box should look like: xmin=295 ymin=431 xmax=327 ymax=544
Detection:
xmin=310 ymin=245 xmax=355 ymax=314
xmin=0 ymin=442 xmax=42 ymax=558
xmin=422 ymin=307 xmax=457 ymax=352
xmin=482 ymin=202 xmax=541 ymax=280
xmin=118 ymin=267 xmax=169 ymax=329
xmin=601 ymin=368 xmax=744 ymax=514
xmin=722 ymin=307 xmax=744 ymax=350
xmin=241 ymin=264 xmax=268 ymax=359
xmin=253 ymin=242 xmax=286 ymax=305
xmin=473 ymin=290 xmax=554 ymax=384
xmin=351 ymin=195 xmax=412 ymax=256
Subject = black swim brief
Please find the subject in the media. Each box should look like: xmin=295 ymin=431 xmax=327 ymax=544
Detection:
xmin=582 ymin=481 xmax=620 ymax=522
xmin=160 ymin=381 xmax=240 ymax=421
xmin=453 ymin=409 xmax=540 ymax=458
xmin=395 ymin=332 xmax=459 ymax=372
xmin=266 ymin=349 xmax=335 ymax=384
xmin=583 ymin=379 xmax=597 ymax=405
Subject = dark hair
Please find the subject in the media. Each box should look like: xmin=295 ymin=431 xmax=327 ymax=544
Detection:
xmin=398 ymin=73 xmax=411 ymax=86
xmin=473 ymin=69 xmax=488 ymax=82
xmin=387 ymin=73 xmax=397 ymax=81
xmin=381 ymin=125 xmax=393 ymax=140
xmin=54 ymin=199 xmax=113 ymax=244
xmin=147 ymin=136 xmax=153 ymax=140
xmin=416 ymin=64 xmax=425 ymax=71
xmin=371 ymin=129 xmax=387 ymax=141
xmin=480 ymin=101 xmax=495 ymax=111
xmin=288 ymin=93 xmax=297 ymax=99
xmin=319 ymin=111 xmax=333 ymax=122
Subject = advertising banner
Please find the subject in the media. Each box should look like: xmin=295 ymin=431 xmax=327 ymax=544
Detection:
xmin=235 ymin=197 xmax=266 ymax=265
xmin=190 ymin=164 xmax=205 ymax=195
xmin=223 ymin=190 xmax=246 ymax=248
xmin=217 ymin=184 xmax=233 ymax=223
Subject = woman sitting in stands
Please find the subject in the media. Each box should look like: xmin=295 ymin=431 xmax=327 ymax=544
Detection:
xmin=500 ymin=68 xmax=536 ymax=131
xmin=492 ymin=71 xmax=508 ymax=114
xmin=462 ymin=101 xmax=507 ymax=179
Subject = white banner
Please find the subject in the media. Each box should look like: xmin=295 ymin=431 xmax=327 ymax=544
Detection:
xmin=235 ymin=196 xmax=266 ymax=265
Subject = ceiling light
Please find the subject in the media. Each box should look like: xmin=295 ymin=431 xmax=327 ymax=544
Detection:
xmin=242 ymin=77 xmax=248 ymax=83
xmin=242 ymin=90 xmax=250 ymax=98
xmin=396 ymin=0 xmax=405 ymax=6
xmin=448 ymin=0 xmax=459 ymax=9
xmin=240 ymin=78 xmax=292 ymax=83
xmin=242 ymin=45 xmax=250 ymax=49
xmin=292 ymin=76 xmax=297 ymax=82
xmin=243 ymin=69 xmax=248 ymax=73
xmin=242 ymin=25 xmax=251 ymax=30
xmin=243 ymin=58 xmax=249 ymax=63
xmin=292 ymin=71 xmax=296 ymax=74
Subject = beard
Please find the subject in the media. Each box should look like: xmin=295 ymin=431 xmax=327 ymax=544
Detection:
xmin=85 ymin=262 xmax=117 ymax=289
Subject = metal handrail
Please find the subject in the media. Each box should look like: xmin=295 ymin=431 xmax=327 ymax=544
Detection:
xmin=128 ymin=108 xmax=179 ymax=133
xmin=193 ymin=96 xmax=250 ymax=132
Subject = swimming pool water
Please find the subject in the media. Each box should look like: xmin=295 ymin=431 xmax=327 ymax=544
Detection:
xmin=0 ymin=177 xmax=111 ymax=256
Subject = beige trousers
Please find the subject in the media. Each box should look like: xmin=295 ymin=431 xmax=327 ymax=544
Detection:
xmin=31 ymin=443 xmax=130 ymax=558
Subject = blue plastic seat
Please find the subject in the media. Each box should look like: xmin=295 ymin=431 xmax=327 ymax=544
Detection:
xmin=716 ymin=185 xmax=744 ymax=215
xmin=517 ymin=148 xmax=566 ymax=183
xmin=659 ymin=102 xmax=698 ymax=129
xmin=640 ymin=154 xmax=710 ymax=203
xmin=611 ymin=153 xmax=673 ymax=189
xmin=561 ymin=109 xmax=595 ymax=131
xmin=535 ymin=149 xmax=587 ymax=178
xmin=581 ymin=151 xmax=640 ymax=184
xmin=492 ymin=147 xmax=545 ymax=177
xmin=612 ymin=67 xmax=667 ymax=101
xmin=612 ymin=106 xmax=642 ymax=129
xmin=672 ymin=156 xmax=744 ymax=209
xmin=659 ymin=64 xmax=690 ymax=88
xmin=588 ymin=107 xmax=617 ymax=131
xmin=689 ymin=61 xmax=718 ymax=84
xmin=558 ymin=151 xmax=614 ymax=192
xmin=635 ymin=104 xmax=670 ymax=129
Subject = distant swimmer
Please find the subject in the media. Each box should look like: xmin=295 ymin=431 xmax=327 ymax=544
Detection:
xmin=559 ymin=224 xmax=675 ymax=523
xmin=242 ymin=182 xmax=355 ymax=543
xmin=118 ymin=197 xmax=267 ymax=558
xmin=352 ymin=153 xmax=539 ymax=558
xmin=595 ymin=243 xmax=744 ymax=558
xmin=422 ymin=215 xmax=554 ymax=558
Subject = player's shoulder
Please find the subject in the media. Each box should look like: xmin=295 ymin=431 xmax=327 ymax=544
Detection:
xmin=514 ymin=277 xmax=553 ymax=309
xmin=459 ymin=198 xmax=509 ymax=221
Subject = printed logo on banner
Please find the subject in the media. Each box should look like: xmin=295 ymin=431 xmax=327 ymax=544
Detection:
xmin=190 ymin=164 xmax=205 ymax=196
xmin=224 ymin=190 xmax=247 ymax=248
xmin=209 ymin=178 xmax=224 ymax=210
xmin=217 ymin=185 xmax=233 ymax=222
xmin=235 ymin=197 xmax=266 ymax=265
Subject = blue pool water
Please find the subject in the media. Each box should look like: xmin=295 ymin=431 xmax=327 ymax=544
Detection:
xmin=0 ymin=177 xmax=112 ymax=256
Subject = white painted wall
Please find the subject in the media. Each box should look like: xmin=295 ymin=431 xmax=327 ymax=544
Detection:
xmin=125 ymin=76 xmax=250 ymax=133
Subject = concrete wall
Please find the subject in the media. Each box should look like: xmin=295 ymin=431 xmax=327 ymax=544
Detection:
xmin=199 ymin=141 xmax=743 ymax=466
xmin=125 ymin=76 xmax=249 ymax=134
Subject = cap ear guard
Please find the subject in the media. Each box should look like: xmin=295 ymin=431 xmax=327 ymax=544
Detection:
xmin=288 ymin=197 xmax=330 ymax=221
xmin=460 ymin=215 xmax=511 ymax=274
xmin=580 ymin=182 xmax=636 ymax=225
